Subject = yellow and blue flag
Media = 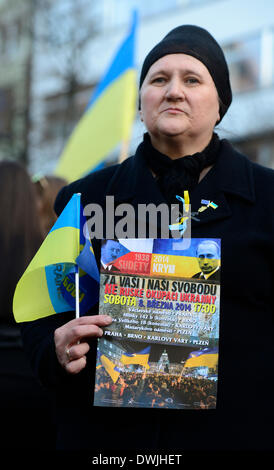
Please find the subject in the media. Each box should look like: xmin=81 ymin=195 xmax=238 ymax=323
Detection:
xmin=13 ymin=193 xmax=99 ymax=322
xmin=60 ymin=209 xmax=100 ymax=314
xmin=184 ymin=348 xmax=218 ymax=369
xmin=99 ymin=354 xmax=121 ymax=383
xmin=54 ymin=10 xmax=138 ymax=183
xmin=120 ymin=346 xmax=151 ymax=370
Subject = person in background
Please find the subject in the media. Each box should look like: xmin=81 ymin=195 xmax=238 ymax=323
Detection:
xmin=34 ymin=175 xmax=67 ymax=237
xmin=0 ymin=160 xmax=55 ymax=450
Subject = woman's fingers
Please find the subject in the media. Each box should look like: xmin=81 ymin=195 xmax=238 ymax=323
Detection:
xmin=62 ymin=342 xmax=90 ymax=374
xmin=66 ymin=341 xmax=90 ymax=361
xmin=62 ymin=323 xmax=104 ymax=345
xmin=65 ymin=356 xmax=88 ymax=375
xmin=55 ymin=314 xmax=112 ymax=349
xmin=54 ymin=314 xmax=112 ymax=372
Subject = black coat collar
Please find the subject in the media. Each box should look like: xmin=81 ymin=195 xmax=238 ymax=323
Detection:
xmin=105 ymin=138 xmax=255 ymax=228
xmin=189 ymin=139 xmax=255 ymax=227
xmin=210 ymin=139 xmax=255 ymax=202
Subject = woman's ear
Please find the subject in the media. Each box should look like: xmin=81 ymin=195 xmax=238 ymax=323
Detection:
xmin=216 ymin=97 xmax=223 ymax=125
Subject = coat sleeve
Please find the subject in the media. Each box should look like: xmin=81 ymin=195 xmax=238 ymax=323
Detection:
xmin=20 ymin=312 xmax=75 ymax=389
xmin=21 ymin=164 xmax=120 ymax=389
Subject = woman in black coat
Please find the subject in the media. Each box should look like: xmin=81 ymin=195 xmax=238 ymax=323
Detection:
xmin=21 ymin=25 xmax=274 ymax=455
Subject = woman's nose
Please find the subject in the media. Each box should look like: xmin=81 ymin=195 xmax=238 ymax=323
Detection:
xmin=165 ymin=77 xmax=185 ymax=100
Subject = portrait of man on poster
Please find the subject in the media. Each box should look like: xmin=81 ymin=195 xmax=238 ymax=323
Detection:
xmin=100 ymin=239 xmax=122 ymax=273
xmin=192 ymin=240 xmax=220 ymax=281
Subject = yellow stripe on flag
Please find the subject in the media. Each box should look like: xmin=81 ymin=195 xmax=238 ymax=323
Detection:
xmin=13 ymin=268 xmax=55 ymax=322
xmin=184 ymin=353 xmax=218 ymax=369
xmin=120 ymin=352 xmax=150 ymax=370
xmin=55 ymin=70 xmax=137 ymax=182
xmin=25 ymin=227 xmax=79 ymax=273
xmin=100 ymin=355 xmax=120 ymax=383
xmin=13 ymin=226 xmax=79 ymax=322
xmin=13 ymin=193 xmax=82 ymax=323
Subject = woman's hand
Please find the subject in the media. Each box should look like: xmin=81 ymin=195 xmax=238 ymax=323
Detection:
xmin=54 ymin=314 xmax=112 ymax=374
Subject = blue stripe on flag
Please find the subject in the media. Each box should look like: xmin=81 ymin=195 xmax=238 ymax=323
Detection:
xmin=77 ymin=238 xmax=100 ymax=282
xmin=87 ymin=9 xmax=138 ymax=109
xmin=124 ymin=346 xmax=151 ymax=357
xmin=50 ymin=193 xmax=81 ymax=232
xmin=189 ymin=347 xmax=218 ymax=358
xmin=45 ymin=264 xmax=74 ymax=313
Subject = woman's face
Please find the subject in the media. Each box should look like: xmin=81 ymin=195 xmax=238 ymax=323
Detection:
xmin=140 ymin=53 xmax=220 ymax=146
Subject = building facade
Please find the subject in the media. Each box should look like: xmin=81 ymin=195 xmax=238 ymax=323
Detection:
xmin=28 ymin=0 xmax=274 ymax=174
xmin=0 ymin=0 xmax=33 ymax=164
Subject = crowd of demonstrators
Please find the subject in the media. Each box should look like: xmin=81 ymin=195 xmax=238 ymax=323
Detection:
xmin=33 ymin=175 xmax=67 ymax=238
xmin=94 ymin=368 xmax=217 ymax=409
xmin=0 ymin=160 xmax=57 ymax=450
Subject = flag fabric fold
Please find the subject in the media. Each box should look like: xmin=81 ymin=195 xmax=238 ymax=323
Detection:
xmin=99 ymin=354 xmax=121 ymax=383
xmin=184 ymin=348 xmax=218 ymax=369
xmin=54 ymin=10 xmax=138 ymax=182
xmin=120 ymin=346 xmax=151 ymax=369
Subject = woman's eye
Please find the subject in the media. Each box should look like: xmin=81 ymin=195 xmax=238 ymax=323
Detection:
xmin=186 ymin=77 xmax=199 ymax=84
xmin=152 ymin=77 xmax=166 ymax=84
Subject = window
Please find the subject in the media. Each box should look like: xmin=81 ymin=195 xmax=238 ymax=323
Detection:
xmin=224 ymin=35 xmax=261 ymax=93
xmin=0 ymin=19 xmax=23 ymax=58
xmin=236 ymin=138 xmax=274 ymax=170
xmin=43 ymin=85 xmax=94 ymax=142
xmin=0 ymin=25 xmax=7 ymax=56
xmin=224 ymin=29 xmax=274 ymax=93
xmin=0 ymin=88 xmax=13 ymax=137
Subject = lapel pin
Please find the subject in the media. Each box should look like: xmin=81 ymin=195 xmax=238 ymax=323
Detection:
xmin=198 ymin=199 xmax=218 ymax=213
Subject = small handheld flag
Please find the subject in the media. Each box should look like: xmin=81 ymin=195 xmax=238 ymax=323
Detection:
xmin=13 ymin=193 xmax=99 ymax=322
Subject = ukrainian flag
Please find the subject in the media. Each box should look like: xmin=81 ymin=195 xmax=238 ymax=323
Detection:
xmin=99 ymin=354 xmax=121 ymax=383
xmin=13 ymin=193 xmax=99 ymax=322
xmin=120 ymin=346 xmax=151 ymax=370
xmin=54 ymin=10 xmax=138 ymax=183
xmin=184 ymin=348 xmax=218 ymax=369
xmin=60 ymin=209 xmax=100 ymax=314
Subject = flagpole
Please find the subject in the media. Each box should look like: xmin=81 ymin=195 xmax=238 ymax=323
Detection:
xmin=75 ymin=192 xmax=81 ymax=319
xmin=75 ymin=266 xmax=80 ymax=318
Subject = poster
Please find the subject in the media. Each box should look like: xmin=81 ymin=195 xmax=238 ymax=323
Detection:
xmin=93 ymin=238 xmax=220 ymax=410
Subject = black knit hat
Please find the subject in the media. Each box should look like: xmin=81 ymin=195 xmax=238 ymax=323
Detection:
xmin=139 ymin=25 xmax=232 ymax=121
